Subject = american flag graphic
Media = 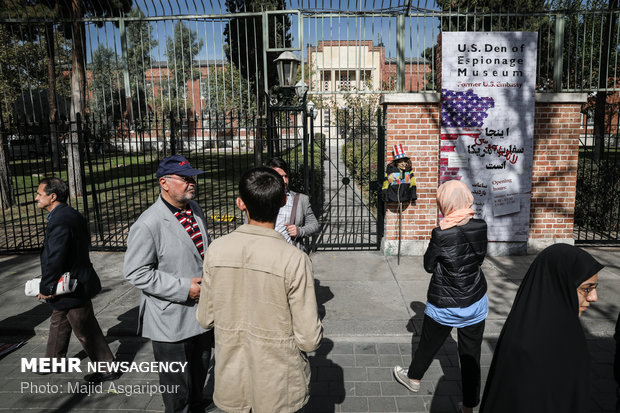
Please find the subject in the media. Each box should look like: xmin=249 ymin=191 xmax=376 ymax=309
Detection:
xmin=441 ymin=89 xmax=494 ymax=128
xmin=440 ymin=89 xmax=495 ymax=183
xmin=392 ymin=144 xmax=407 ymax=160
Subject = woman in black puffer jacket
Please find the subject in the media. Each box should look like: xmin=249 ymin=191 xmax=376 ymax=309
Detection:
xmin=393 ymin=180 xmax=488 ymax=413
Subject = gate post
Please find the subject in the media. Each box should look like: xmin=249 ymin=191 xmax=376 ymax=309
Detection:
xmin=76 ymin=113 xmax=90 ymax=223
xmin=553 ymin=14 xmax=565 ymax=92
xmin=377 ymin=108 xmax=385 ymax=241
xmin=380 ymin=94 xmax=441 ymax=255
xmin=303 ymin=107 xmax=309 ymax=193
xmin=170 ymin=112 xmax=177 ymax=155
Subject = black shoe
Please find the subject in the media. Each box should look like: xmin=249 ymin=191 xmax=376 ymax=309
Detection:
xmin=84 ymin=371 xmax=122 ymax=383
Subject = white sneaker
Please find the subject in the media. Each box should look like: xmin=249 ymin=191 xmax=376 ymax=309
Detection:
xmin=392 ymin=366 xmax=420 ymax=392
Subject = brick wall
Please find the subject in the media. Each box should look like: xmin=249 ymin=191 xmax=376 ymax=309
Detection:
xmin=380 ymin=93 xmax=585 ymax=255
xmin=529 ymin=97 xmax=584 ymax=250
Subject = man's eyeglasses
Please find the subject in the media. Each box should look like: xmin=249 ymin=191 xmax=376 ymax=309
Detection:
xmin=578 ymin=283 xmax=598 ymax=295
xmin=164 ymin=175 xmax=197 ymax=184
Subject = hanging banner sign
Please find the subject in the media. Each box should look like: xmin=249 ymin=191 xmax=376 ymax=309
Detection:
xmin=440 ymin=32 xmax=538 ymax=241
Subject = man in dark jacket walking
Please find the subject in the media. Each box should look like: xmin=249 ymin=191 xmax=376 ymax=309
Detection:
xmin=35 ymin=177 xmax=117 ymax=383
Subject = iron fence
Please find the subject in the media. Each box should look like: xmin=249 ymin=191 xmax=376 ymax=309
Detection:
xmin=574 ymin=97 xmax=620 ymax=244
xmin=0 ymin=110 xmax=271 ymax=251
xmin=1 ymin=1 xmax=620 ymax=251
xmin=0 ymin=103 xmax=389 ymax=252
xmin=2 ymin=6 xmax=619 ymax=133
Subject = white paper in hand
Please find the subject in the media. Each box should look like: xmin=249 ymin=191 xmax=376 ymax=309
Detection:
xmin=25 ymin=273 xmax=77 ymax=297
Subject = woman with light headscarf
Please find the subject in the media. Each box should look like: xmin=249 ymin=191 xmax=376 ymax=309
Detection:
xmin=393 ymin=180 xmax=488 ymax=413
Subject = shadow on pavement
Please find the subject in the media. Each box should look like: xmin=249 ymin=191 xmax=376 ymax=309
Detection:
xmin=429 ymin=333 xmax=461 ymax=413
xmin=407 ymin=301 xmax=426 ymax=334
xmin=71 ymin=306 xmax=144 ymax=360
xmin=108 ymin=307 xmax=146 ymax=365
xmin=307 ymin=338 xmax=344 ymax=412
xmin=0 ymin=302 xmax=51 ymax=338
xmin=315 ymin=279 xmax=334 ymax=321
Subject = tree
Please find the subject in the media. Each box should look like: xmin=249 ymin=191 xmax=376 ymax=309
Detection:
xmin=0 ymin=1 xmax=73 ymax=169
xmin=37 ymin=0 xmax=132 ymax=197
xmin=333 ymin=84 xmax=380 ymax=141
xmin=434 ymin=0 xmax=549 ymax=32
xmin=89 ymin=46 xmax=121 ymax=140
xmin=223 ymin=0 xmax=291 ymax=106
xmin=0 ymin=13 xmax=70 ymax=207
xmin=161 ymin=21 xmax=203 ymax=119
xmin=201 ymin=64 xmax=256 ymax=120
xmin=126 ymin=7 xmax=156 ymax=122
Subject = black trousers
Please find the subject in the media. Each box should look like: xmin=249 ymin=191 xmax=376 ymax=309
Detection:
xmin=152 ymin=330 xmax=214 ymax=413
xmin=407 ymin=314 xmax=485 ymax=408
xmin=46 ymin=300 xmax=114 ymax=363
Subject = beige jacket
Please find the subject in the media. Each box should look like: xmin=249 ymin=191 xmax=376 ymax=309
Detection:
xmin=196 ymin=224 xmax=323 ymax=413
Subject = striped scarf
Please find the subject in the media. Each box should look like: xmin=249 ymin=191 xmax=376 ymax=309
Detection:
xmin=174 ymin=209 xmax=204 ymax=258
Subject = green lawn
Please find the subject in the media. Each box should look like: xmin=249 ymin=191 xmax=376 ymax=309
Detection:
xmin=1 ymin=144 xmax=325 ymax=251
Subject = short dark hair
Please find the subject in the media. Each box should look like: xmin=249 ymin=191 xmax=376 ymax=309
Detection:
xmin=266 ymin=157 xmax=289 ymax=175
xmin=39 ymin=177 xmax=69 ymax=203
xmin=239 ymin=167 xmax=285 ymax=223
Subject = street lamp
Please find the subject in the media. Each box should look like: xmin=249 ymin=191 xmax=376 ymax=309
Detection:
xmin=274 ymin=51 xmax=300 ymax=88
xmin=272 ymin=52 xmax=306 ymax=107
xmin=307 ymin=100 xmax=318 ymax=120
xmin=295 ymin=80 xmax=308 ymax=100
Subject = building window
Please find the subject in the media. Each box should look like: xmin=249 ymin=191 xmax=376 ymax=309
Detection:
xmin=200 ymin=79 xmax=208 ymax=99
xmin=321 ymin=70 xmax=331 ymax=92
xmin=336 ymin=70 xmax=356 ymax=91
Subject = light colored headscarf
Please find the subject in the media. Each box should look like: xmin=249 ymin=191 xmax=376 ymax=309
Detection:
xmin=436 ymin=180 xmax=475 ymax=230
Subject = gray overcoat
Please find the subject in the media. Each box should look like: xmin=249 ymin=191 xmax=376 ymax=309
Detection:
xmin=124 ymin=196 xmax=210 ymax=342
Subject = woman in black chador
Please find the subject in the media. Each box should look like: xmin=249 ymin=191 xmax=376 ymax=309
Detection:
xmin=480 ymin=243 xmax=603 ymax=413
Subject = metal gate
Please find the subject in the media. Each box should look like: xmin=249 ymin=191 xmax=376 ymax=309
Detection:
xmin=574 ymin=100 xmax=620 ymax=244
xmin=265 ymin=101 xmax=384 ymax=251
xmin=310 ymin=107 xmax=384 ymax=250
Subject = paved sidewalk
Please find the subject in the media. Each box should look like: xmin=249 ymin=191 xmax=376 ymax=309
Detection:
xmin=0 ymin=248 xmax=618 ymax=412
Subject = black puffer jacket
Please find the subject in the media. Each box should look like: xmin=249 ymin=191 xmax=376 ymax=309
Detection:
xmin=424 ymin=219 xmax=488 ymax=308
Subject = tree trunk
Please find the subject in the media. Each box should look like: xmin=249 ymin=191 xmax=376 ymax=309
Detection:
xmin=45 ymin=23 xmax=60 ymax=170
xmin=0 ymin=114 xmax=14 ymax=209
xmin=68 ymin=0 xmax=85 ymax=197
xmin=593 ymin=0 xmax=618 ymax=161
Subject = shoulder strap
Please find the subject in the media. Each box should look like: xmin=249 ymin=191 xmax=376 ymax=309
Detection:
xmin=288 ymin=193 xmax=300 ymax=226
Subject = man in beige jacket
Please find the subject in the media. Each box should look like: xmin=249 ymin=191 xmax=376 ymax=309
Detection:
xmin=196 ymin=166 xmax=323 ymax=413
